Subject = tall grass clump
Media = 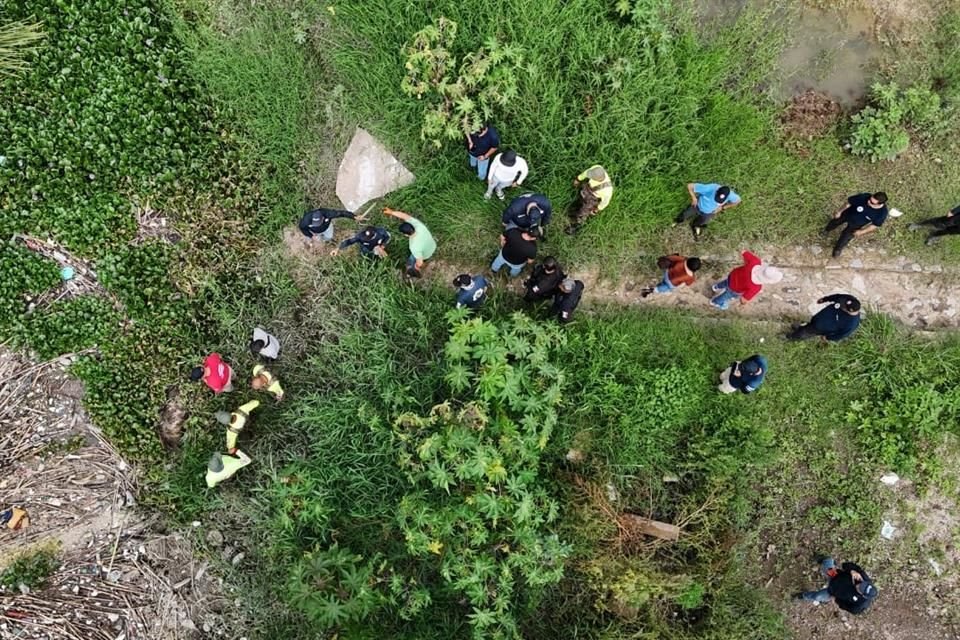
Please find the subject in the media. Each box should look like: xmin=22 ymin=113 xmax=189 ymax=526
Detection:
xmin=0 ymin=18 xmax=44 ymax=76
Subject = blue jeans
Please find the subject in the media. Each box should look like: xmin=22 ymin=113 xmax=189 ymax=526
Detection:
xmin=491 ymin=251 xmax=524 ymax=277
xmin=710 ymin=278 xmax=741 ymax=310
xmin=655 ymin=270 xmax=676 ymax=294
xmin=802 ymin=558 xmax=836 ymax=603
xmin=468 ymin=153 xmax=490 ymax=180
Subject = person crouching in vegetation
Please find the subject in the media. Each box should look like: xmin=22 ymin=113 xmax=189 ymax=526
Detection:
xmin=216 ymin=400 xmax=260 ymax=453
xmin=524 ymin=256 xmax=565 ymax=302
xmin=553 ymin=277 xmax=584 ymax=324
xmin=567 ymin=165 xmax=613 ymax=235
xmin=383 ymin=207 xmax=436 ymax=278
xmin=453 ymin=273 xmax=489 ymax=310
xmin=640 ymin=254 xmax=701 ymax=298
xmin=718 ymin=355 xmax=767 ymax=394
xmin=710 ymin=251 xmax=782 ymax=310
xmin=794 ymin=557 xmax=878 ymax=615
xmin=205 ymin=449 xmax=251 ymax=488
xmin=823 ymin=191 xmax=889 ymax=258
xmin=909 ymin=203 xmax=960 ymax=245
xmin=786 ymin=294 xmax=861 ymax=342
xmin=465 ymin=121 xmax=500 ymax=180
xmin=502 ymin=192 xmax=552 ymax=234
xmin=251 ymin=365 xmax=283 ymax=401
xmin=676 ymin=182 xmax=741 ymax=240
xmin=298 ymin=206 xmax=357 ymax=248
xmin=190 ymin=352 xmax=233 ymax=394
xmin=250 ymin=327 xmax=280 ymax=360
xmin=485 ymin=149 xmax=529 ymax=200
xmin=331 ymin=225 xmax=390 ymax=259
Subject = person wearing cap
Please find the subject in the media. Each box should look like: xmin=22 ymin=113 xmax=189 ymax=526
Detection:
xmin=252 ymin=364 xmax=284 ymax=401
xmin=787 ymin=294 xmax=862 ymax=342
xmin=205 ymin=449 xmax=252 ymax=488
xmin=485 ymin=149 xmax=529 ymax=200
xmin=823 ymin=191 xmax=890 ymax=258
xmin=909 ymin=203 xmax=960 ymax=245
xmin=190 ymin=353 xmax=234 ymax=394
xmin=331 ymin=225 xmax=391 ymax=259
xmin=297 ymin=206 xmax=357 ymax=246
xmin=216 ymin=399 xmax=261 ymax=452
xmin=717 ymin=355 xmax=767 ymax=394
xmin=794 ymin=557 xmax=878 ymax=615
xmin=676 ymin=183 xmax=742 ymax=240
xmin=383 ymin=207 xmax=436 ymax=277
xmin=568 ymin=165 xmax=613 ymax=234
xmin=524 ymin=256 xmax=565 ymax=302
xmin=710 ymin=251 xmax=782 ymax=310
xmin=250 ymin=327 xmax=280 ymax=360
xmin=492 ymin=227 xmax=538 ymax=277
xmin=640 ymin=254 xmax=701 ymax=298
xmin=502 ymin=193 xmax=552 ymax=232
xmin=466 ymin=122 xmax=500 ymax=180
xmin=553 ymin=277 xmax=585 ymax=324
xmin=453 ymin=273 xmax=489 ymax=310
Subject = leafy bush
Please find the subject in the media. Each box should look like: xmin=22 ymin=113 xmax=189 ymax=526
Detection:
xmin=849 ymin=81 xmax=945 ymax=161
xmin=0 ymin=546 xmax=60 ymax=591
xmin=18 ymin=295 xmax=121 ymax=360
xmin=0 ymin=244 xmax=59 ymax=327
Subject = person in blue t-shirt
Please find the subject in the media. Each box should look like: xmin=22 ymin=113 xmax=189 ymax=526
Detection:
xmin=675 ymin=182 xmax=742 ymax=240
xmin=465 ymin=122 xmax=500 ymax=180
xmin=787 ymin=294 xmax=861 ymax=342
xmin=823 ymin=192 xmax=889 ymax=257
xmin=718 ymin=355 xmax=767 ymax=394
xmin=453 ymin=274 xmax=489 ymax=310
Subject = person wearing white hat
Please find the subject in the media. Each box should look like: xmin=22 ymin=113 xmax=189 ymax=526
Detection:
xmin=710 ymin=250 xmax=782 ymax=310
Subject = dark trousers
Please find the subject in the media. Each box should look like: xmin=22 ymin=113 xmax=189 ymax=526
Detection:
xmin=568 ymin=186 xmax=600 ymax=230
xmin=676 ymin=205 xmax=713 ymax=228
xmin=917 ymin=215 xmax=960 ymax=237
xmin=786 ymin=323 xmax=820 ymax=341
xmin=823 ymin=215 xmax=862 ymax=256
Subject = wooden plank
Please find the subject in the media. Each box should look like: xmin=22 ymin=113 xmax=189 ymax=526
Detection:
xmin=621 ymin=514 xmax=681 ymax=541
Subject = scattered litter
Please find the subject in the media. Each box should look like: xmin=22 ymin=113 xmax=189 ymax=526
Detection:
xmin=565 ymin=448 xmax=584 ymax=463
xmin=880 ymin=521 xmax=896 ymax=540
xmin=60 ymin=266 xmax=75 ymax=281
xmin=605 ymin=483 xmax=620 ymax=503
xmin=0 ymin=506 xmax=29 ymax=530
xmin=928 ymin=558 xmax=943 ymax=576
xmin=880 ymin=472 xmax=900 ymax=486
xmin=662 ymin=473 xmax=680 ymax=483
xmin=889 ymin=207 xmax=904 ymax=218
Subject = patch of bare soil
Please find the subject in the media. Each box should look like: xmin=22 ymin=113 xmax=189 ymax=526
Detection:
xmin=780 ymin=89 xmax=843 ymax=144
xmin=0 ymin=349 xmax=236 ymax=640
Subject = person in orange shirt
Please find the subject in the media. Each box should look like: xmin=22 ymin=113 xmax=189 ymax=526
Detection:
xmin=640 ymin=254 xmax=701 ymax=298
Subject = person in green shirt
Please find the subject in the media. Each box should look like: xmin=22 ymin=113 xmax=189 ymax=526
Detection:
xmin=384 ymin=207 xmax=437 ymax=277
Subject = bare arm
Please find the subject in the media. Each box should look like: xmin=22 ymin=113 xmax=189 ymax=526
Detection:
xmin=686 ymin=183 xmax=698 ymax=205
xmin=833 ymin=202 xmax=851 ymax=219
xmin=383 ymin=207 xmax=411 ymax=222
xmin=853 ymin=224 xmax=876 ymax=237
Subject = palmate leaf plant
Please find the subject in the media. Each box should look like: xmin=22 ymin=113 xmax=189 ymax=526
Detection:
xmin=389 ymin=312 xmax=572 ymax=639
xmin=401 ymin=17 xmax=523 ymax=147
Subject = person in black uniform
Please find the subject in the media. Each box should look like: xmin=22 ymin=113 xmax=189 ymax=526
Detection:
xmin=552 ymin=277 xmax=584 ymax=323
xmin=523 ymin=256 xmax=564 ymax=302
xmin=786 ymin=294 xmax=861 ymax=342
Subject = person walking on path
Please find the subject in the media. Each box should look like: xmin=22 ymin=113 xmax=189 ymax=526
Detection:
xmin=823 ymin=191 xmax=889 ymax=258
xmin=640 ymin=254 xmax=701 ymax=298
xmin=492 ymin=227 xmax=538 ymax=277
xmin=190 ymin=353 xmax=234 ymax=394
xmin=710 ymin=251 xmax=782 ymax=310
xmin=567 ymin=165 xmax=613 ymax=234
xmin=553 ymin=277 xmax=585 ymax=324
xmin=909 ymin=204 xmax=960 ymax=245
xmin=331 ymin=225 xmax=391 ymax=259
xmin=787 ymin=294 xmax=861 ymax=342
xmin=524 ymin=256 xmax=565 ymax=302
xmin=485 ymin=149 xmax=529 ymax=200
xmin=205 ymin=449 xmax=252 ymax=488
xmin=676 ymin=182 xmax=741 ymax=240
xmin=453 ymin=273 xmax=489 ymax=310
xmin=794 ymin=557 xmax=878 ymax=615
xmin=466 ymin=122 xmax=500 ymax=180
xmin=216 ymin=399 xmax=261 ymax=453
xmin=717 ymin=355 xmax=767 ymax=394
xmin=383 ymin=207 xmax=436 ymax=277
xmin=298 ymin=206 xmax=363 ymax=247
xmin=252 ymin=364 xmax=284 ymax=401
xmin=250 ymin=327 xmax=280 ymax=360
xmin=502 ymin=193 xmax=552 ymax=232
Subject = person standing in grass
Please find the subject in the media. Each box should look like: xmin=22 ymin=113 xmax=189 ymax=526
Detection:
xmin=523 ymin=256 xmax=565 ymax=302
xmin=794 ymin=557 xmax=878 ymax=615
xmin=331 ymin=225 xmax=391 ymax=259
xmin=383 ymin=207 xmax=436 ymax=278
xmin=567 ymin=165 xmax=613 ymax=234
xmin=502 ymin=193 xmax=552 ymax=233
xmin=553 ymin=277 xmax=584 ymax=323
xmin=453 ymin=273 xmax=489 ymax=310
xmin=466 ymin=122 xmax=500 ymax=180
xmin=492 ymin=227 xmax=538 ymax=277
xmin=297 ymin=206 xmax=358 ymax=247
xmin=190 ymin=352 xmax=234 ymax=394
xmin=675 ymin=182 xmax=742 ymax=240
xmin=710 ymin=251 xmax=782 ymax=310
xmin=717 ymin=355 xmax=767 ymax=394
xmin=908 ymin=203 xmax=960 ymax=245
xmin=485 ymin=149 xmax=529 ymax=200
xmin=250 ymin=327 xmax=280 ymax=360
xmin=786 ymin=294 xmax=862 ymax=342
xmin=822 ymin=191 xmax=889 ymax=258
xmin=640 ymin=254 xmax=701 ymax=298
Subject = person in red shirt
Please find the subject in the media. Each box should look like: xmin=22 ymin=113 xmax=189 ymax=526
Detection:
xmin=710 ymin=251 xmax=782 ymax=310
xmin=640 ymin=254 xmax=701 ymax=298
xmin=190 ymin=353 xmax=234 ymax=393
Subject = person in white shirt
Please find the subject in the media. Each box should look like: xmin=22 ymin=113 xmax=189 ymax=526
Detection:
xmin=484 ymin=149 xmax=529 ymax=201
xmin=250 ymin=327 xmax=280 ymax=360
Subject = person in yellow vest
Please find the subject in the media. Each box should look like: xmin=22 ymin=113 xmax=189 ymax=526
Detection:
xmin=567 ymin=165 xmax=613 ymax=235
xmin=251 ymin=364 xmax=284 ymax=400
xmin=215 ymin=399 xmax=261 ymax=452
xmin=205 ymin=449 xmax=252 ymax=488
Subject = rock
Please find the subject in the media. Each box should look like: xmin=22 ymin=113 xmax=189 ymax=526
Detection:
xmin=851 ymin=275 xmax=866 ymax=293
xmin=107 ymin=570 xmax=122 ymax=583
xmin=910 ymin=263 xmax=923 ymax=272
xmin=107 ymin=613 xmax=120 ymax=623
xmin=206 ymin=529 xmax=224 ymax=548
xmin=810 ymin=245 xmax=823 ymax=255
xmin=783 ymin=287 xmax=801 ymax=293
xmin=336 ymin=128 xmax=415 ymax=211
xmin=231 ymin=552 xmax=245 ymax=567
xmin=849 ymin=258 xmax=863 ymax=269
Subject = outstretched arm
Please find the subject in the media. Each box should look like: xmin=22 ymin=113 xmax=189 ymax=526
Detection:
xmin=383 ymin=207 xmax=411 ymax=222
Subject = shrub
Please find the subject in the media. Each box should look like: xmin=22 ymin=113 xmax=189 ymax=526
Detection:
xmin=849 ymin=81 xmax=945 ymax=161
xmin=0 ymin=244 xmax=59 ymax=327
xmin=18 ymin=295 xmax=121 ymax=360
xmin=0 ymin=545 xmax=60 ymax=591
